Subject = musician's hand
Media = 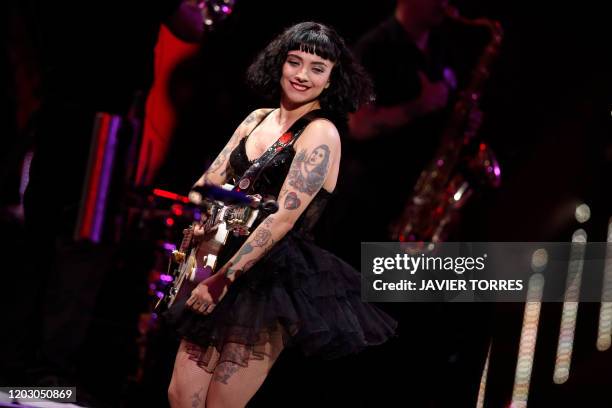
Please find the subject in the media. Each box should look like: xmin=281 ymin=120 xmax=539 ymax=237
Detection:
xmin=417 ymin=71 xmax=449 ymax=115
xmin=186 ymin=262 xmax=233 ymax=315
xmin=192 ymin=213 xmax=210 ymax=237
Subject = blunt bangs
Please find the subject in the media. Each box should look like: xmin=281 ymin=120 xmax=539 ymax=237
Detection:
xmin=284 ymin=23 xmax=340 ymax=62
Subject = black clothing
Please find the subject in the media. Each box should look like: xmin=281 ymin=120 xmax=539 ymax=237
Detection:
xmin=318 ymin=17 xmax=491 ymax=407
xmin=165 ymin=113 xmax=397 ymax=372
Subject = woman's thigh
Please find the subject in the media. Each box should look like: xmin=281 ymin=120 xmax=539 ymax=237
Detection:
xmin=168 ymin=340 xmax=215 ymax=408
xmin=206 ymin=336 xmax=284 ymax=408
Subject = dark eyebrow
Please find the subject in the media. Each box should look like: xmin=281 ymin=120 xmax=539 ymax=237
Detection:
xmin=311 ymin=61 xmax=328 ymax=68
xmin=287 ymin=53 xmax=329 ymax=68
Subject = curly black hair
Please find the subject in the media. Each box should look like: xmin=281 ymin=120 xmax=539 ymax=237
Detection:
xmin=246 ymin=22 xmax=374 ymax=118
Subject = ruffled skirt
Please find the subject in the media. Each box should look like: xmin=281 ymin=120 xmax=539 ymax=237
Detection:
xmin=163 ymin=231 xmax=397 ymax=372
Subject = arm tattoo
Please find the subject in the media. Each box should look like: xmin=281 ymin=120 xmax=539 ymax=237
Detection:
xmin=208 ymin=144 xmax=232 ymax=174
xmin=234 ymin=243 xmax=253 ymax=262
xmin=233 ymin=240 xmax=274 ymax=277
xmin=225 ymin=228 xmax=269 ymax=278
xmin=243 ymin=109 xmax=268 ymax=126
xmin=287 ymin=144 xmax=331 ymax=195
xmin=242 ymin=259 xmax=257 ymax=271
xmin=207 ymin=131 xmax=240 ymax=176
xmin=262 ymin=216 xmax=275 ymax=228
xmin=284 ymin=192 xmax=301 ymax=210
xmin=260 ymin=219 xmax=277 ymax=251
xmin=190 ymin=386 xmax=205 ymax=408
xmin=278 ymin=187 xmax=289 ymax=200
xmin=243 ymin=111 xmax=258 ymax=125
xmin=252 ymin=228 xmax=272 ymax=247
xmin=226 ymin=244 xmax=253 ymax=278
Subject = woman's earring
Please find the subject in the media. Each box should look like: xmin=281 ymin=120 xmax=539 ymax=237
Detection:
xmin=324 ymin=82 xmax=330 ymax=89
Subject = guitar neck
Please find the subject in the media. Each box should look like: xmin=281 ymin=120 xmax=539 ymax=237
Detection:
xmin=179 ymin=226 xmax=194 ymax=252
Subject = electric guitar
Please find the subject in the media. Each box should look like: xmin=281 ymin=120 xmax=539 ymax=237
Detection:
xmin=155 ymin=184 xmax=270 ymax=312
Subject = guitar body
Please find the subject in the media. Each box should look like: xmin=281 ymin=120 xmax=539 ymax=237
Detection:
xmin=155 ymin=184 xmax=261 ymax=312
xmin=169 ymin=219 xmax=231 ymax=309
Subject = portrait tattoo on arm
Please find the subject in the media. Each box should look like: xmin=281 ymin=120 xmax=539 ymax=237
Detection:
xmin=287 ymin=144 xmax=331 ymax=195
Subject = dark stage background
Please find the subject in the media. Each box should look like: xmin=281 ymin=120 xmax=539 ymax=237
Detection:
xmin=1 ymin=0 xmax=611 ymax=407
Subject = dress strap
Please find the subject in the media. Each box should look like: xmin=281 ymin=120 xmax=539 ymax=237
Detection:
xmin=234 ymin=109 xmax=327 ymax=193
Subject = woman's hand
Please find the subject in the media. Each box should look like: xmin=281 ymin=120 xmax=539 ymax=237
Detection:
xmin=185 ymin=262 xmax=233 ymax=315
xmin=192 ymin=212 xmax=214 ymax=237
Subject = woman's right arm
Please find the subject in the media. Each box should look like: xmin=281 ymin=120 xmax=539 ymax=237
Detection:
xmin=193 ymin=109 xmax=270 ymax=188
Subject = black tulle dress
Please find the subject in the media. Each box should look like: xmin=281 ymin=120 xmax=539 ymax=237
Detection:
xmin=164 ymin=116 xmax=397 ymax=372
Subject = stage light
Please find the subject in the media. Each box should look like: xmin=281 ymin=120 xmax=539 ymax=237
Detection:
xmin=597 ymin=217 xmax=612 ymax=351
xmin=163 ymin=242 xmax=177 ymax=251
xmin=575 ymin=203 xmax=591 ymax=223
xmin=553 ymin=229 xmax=587 ymax=384
xmin=530 ymin=248 xmax=548 ymax=273
xmin=511 ymin=273 xmax=545 ymax=406
xmin=476 ymin=343 xmax=492 ymax=408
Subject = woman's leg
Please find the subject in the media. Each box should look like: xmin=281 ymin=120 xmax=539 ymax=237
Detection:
xmin=206 ymin=332 xmax=284 ymax=407
xmin=168 ymin=340 xmax=215 ymax=408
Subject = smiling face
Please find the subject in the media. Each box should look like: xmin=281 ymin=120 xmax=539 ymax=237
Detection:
xmin=280 ymin=50 xmax=334 ymax=107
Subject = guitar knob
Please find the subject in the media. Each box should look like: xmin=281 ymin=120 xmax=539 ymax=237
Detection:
xmin=172 ymin=250 xmax=186 ymax=263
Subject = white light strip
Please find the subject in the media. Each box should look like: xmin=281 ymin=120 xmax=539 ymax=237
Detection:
xmin=476 ymin=342 xmax=492 ymax=408
xmin=597 ymin=217 xmax=612 ymax=351
xmin=553 ymin=229 xmax=587 ymax=384
xmin=511 ymin=272 xmax=545 ymax=407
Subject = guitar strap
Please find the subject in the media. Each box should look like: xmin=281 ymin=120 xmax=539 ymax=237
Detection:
xmin=235 ymin=109 xmax=326 ymax=193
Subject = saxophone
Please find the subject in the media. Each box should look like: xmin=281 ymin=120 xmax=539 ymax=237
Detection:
xmin=389 ymin=7 xmax=503 ymax=243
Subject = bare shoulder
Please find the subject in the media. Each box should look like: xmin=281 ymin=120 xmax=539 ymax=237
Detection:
xmin=239 ymin=108 xmax=275 ymax=134
xmin=296 ymin=118 xmax=341 ymax=150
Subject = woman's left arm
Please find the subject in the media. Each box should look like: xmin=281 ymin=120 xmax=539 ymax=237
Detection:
xmin=226 ymin=119 xmax=340 ymax=281
xmin=187 ymin=119 xmax=340 ymax=314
